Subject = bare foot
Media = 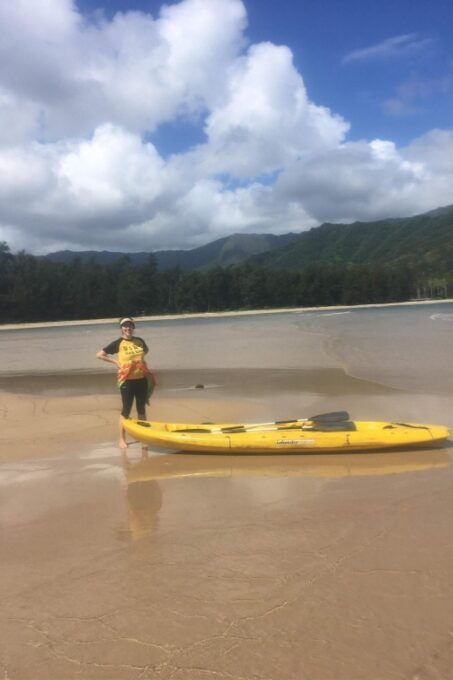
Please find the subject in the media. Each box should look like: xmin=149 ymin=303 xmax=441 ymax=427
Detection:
xmin=119 ymin=439 xmax=128 ymax=450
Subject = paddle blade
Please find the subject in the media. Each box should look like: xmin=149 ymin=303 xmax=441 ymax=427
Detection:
xmin=309 ymin=411 xmax=350 ymax=423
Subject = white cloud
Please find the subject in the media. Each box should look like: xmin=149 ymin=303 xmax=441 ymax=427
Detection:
xmin=275 ymin=133 xmax=453 ymax=224
xmin=0 ymin=0 xmax=247 ymax=140
xmin=199 ymin=42 xmax=349 ymax=177
xmin=0 ymin=124 xmax=170 ymax=250
xmin=0 ymin=0 xmax=452 ymax=255
xmin=342 ymin=33 xmax=435 ymax=65
xmin=57 ymin=125 xmax=165 ymax=213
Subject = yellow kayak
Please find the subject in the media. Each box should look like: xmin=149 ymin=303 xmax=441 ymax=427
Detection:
xmin=122 ymin=411 xmax=450 ymax=453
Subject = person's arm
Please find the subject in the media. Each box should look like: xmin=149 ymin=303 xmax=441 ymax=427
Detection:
xmin=96 ymin=349 xmax=120 ymax=367
xmin=140 ymin=338 xmax=149 ymax=356
xmin=96 ymin=339 xmax=120 ymax=367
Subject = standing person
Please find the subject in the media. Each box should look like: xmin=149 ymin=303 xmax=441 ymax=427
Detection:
xmin=96 ymin=317 xmax=155 ymax=449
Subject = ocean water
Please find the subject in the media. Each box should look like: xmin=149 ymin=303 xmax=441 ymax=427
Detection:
xmin=297 ymin=302 xmax=453 ymax=393
xmin=0 ymin=302 xmax=452 ymax=395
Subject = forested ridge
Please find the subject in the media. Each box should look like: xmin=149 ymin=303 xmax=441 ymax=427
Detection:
xmin=1 ymin=205 xmax=453 ymax=323
xmin=43 ymin=204 xmax=453 ymax=274
xmin=44 ymin=232 xmax=300 ymax=271
xmin=250 ymin=205 xmax=453 ymax=271
xmin=0 ymin=240 xmax=451 ymax=324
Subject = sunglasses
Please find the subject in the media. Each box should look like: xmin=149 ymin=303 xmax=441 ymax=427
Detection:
xmin=121 ymin=323 xmax=135 ymax=328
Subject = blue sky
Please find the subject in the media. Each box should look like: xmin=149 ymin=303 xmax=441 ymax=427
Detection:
xmin=0 ymin=0 xmax=452 ymax=253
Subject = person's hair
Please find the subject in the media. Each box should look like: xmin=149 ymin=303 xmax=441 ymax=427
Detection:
xmin=119 ymin=317 xmax=135 ymax=327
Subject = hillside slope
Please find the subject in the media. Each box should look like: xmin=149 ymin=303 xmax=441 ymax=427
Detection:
xmin=249 ymin=206 xmax=453 ymax=272
xmin=44 ymin=232 xmax=299 ymax=271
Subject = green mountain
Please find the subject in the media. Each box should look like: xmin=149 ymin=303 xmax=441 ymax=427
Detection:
xmin=43 ymin=205 xmax=453 ymax=276
xmin=248 ymin=205 xmax=453 ymax=272
xmin=44 ymin=232 xmax=299 ymax=271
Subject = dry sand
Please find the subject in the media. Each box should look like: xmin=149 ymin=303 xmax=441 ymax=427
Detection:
xmin=1 ymin=310 xmax=453 ymax=679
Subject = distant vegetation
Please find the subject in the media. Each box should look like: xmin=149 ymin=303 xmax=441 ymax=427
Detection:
xmin=44 ymin=232 xmax=300 ymax=271
xmin=1 ymin=205 xmax=452 ymax=323
xmin=250 ymin=204 xmax=453 ymax=273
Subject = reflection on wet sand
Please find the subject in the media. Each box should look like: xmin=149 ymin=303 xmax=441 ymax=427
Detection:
xmin=122 ymin=448 xmax=451 ymax=540
xmin=125 ymin=478 xmax=163 ymax=541
xmin=126 ymin=448 xmax=451 ymax=484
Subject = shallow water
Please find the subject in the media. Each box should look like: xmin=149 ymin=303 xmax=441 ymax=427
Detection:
xmin=297 ymin=302 xmax=453 ymax=393
xmin=1 ymin=303 xmax=452 ymax=395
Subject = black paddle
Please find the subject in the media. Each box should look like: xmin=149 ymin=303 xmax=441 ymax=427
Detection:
xmin=175 ymin=411 xmax=351 ymax=434
xmin=218 ymin=411 xmax=351 ymax=433
xmin=308 ymin=411 xmax=350 ymax=423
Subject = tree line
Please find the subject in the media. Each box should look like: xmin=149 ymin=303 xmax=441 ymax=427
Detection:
xmin=0 ymin=241 xmax=451 ymax=324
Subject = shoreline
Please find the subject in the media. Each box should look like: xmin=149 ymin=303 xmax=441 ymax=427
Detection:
xmin=1 ymin=297 xmax=452 ymax=331
xmin=0 ymin=366 xmax=400 ymax=464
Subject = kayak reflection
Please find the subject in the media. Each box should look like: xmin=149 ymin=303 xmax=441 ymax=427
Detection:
xmin=123 ymin=449 xmax=450 ymax=540
xmin=126 ymin=448 xmax=451 ymax=484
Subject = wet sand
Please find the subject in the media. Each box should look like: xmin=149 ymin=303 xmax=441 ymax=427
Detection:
xmin=1 ymin=311 xmax=453 ymax=679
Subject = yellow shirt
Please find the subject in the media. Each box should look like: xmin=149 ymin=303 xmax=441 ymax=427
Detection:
xmin=103 ymin=337 xmax=148 ymax=380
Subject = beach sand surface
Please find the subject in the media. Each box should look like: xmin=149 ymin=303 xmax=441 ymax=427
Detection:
xmin=1 ymin=308 xmax=453 ymax=679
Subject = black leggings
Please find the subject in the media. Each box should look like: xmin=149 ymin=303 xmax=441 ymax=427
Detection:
xmin=120 ymin=378 xmax=148 ymax=418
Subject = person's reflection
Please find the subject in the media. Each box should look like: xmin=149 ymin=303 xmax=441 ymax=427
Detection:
xmin=121 ymin=443 xmax=149 ymax=469
xmin=121 ymin=449 xmax=163 ymax=541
